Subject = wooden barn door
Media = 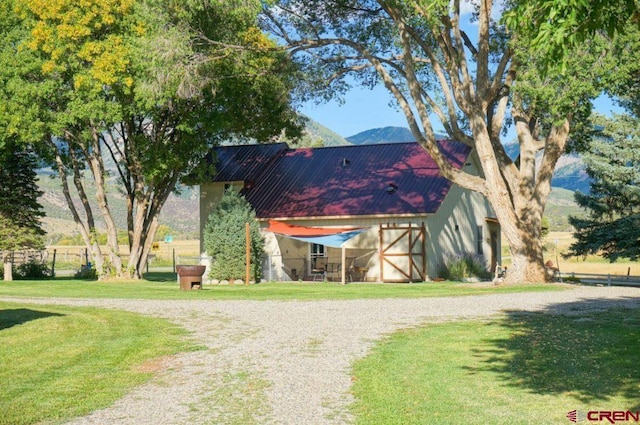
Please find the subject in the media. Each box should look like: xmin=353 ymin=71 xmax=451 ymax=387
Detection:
xmin=379 ymin=223 xmax=426 ymax=282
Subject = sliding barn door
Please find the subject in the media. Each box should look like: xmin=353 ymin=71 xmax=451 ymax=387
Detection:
xmin=379 ymin=224 xmax=426 ymax=282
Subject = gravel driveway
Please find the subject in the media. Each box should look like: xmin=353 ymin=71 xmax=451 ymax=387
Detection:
xmin=3 ymin=285 xmax=640 ymax=424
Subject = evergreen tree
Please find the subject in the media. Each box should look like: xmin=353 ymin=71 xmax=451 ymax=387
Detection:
xmin=568 ymin=114 xmax=640 ymax=261
xmin=0 ymin=142 xmax=45 ymax=280
xmin=203 ymin=188 xmax=264 ymax=282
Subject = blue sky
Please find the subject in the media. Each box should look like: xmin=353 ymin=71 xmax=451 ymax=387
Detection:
xmin=299 ymin=84 xmax=410 ymax=138
xmin=299 ymin=82 xmax=625 ymax=140
xmin=296 ymin=1 xmax=625 ymax=140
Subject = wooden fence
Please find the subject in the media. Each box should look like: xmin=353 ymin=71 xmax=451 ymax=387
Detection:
xmin=557 ymin=271 xmax=640 ymax=287
xmin=0 ymin=250 xmax=49 ymax=266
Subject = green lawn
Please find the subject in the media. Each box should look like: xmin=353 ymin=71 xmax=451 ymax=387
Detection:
xmin=2 ymin=276 xmax=623 ymax=425
xmin=0 ymin=273 xmax=565 ymax=300
xmin=350 ymin=307 xmax=640 ymax=424
xmin=0 ymin=302 xmax=198 ymax=425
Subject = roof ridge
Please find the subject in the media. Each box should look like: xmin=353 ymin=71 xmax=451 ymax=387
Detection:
xmin=286 ymin=139 xmax=459 ymax=153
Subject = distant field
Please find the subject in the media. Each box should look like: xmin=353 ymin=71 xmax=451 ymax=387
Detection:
xmin=48 ymin=239 xmax=201 ymax=268
xmin=47 ymin=233 xmax=639 ymax=277
xmin=506 ymin=231 xmax=640 ymax=276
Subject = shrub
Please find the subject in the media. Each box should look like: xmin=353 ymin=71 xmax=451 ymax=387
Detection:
xmin=13 ymin=261 xmax=53 ymax=279
xmin=437 ymin=252 xmax=491 ymax=281
xmin=203 ymin=187 xmax=264 ymax=282
xmin=74 ymin=266 xmax=98 ymax=280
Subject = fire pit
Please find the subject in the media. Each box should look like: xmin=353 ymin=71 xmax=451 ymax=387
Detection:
xmin=176 ymin=265 xmax=206 ymax=290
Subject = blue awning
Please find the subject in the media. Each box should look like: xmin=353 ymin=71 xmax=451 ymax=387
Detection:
xmin=283 ymin=229 xmax=368 ymax=248
xmin=266 ymin=221 xmax=368 ymax=248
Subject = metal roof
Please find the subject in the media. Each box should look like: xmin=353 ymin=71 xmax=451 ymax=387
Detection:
xmin=207 ymin=142 xmax=288 ymax=183
xmin=209 ymin=141 xmax=471 ymax=219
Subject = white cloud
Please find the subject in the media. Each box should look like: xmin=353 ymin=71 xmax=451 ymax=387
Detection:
xmin=457 ymin=0 xmax=504 ymax=22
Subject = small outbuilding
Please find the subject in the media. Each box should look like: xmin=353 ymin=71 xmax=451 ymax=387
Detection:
xmin=199 ymin=140 xmax=500 ymax=283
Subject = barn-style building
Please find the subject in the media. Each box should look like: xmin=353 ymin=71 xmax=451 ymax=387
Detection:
xmin=200 ymin=141 xmax=500 ymax=283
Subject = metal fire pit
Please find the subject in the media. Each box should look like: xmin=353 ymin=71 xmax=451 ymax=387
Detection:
xmin=176 ymin=265 xmax=206 ymax=290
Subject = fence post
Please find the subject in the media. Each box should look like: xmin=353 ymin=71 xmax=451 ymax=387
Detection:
xmin=51 ymin=249 xmax=57 ymax=276
xmin=608 ymin=274 xmax=611 ymax=287
xmin=172 ymin=248 xmax=176 ymax=273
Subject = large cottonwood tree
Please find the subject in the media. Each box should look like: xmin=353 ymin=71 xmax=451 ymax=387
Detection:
xmin=262 ymin=0 xmax=614 ymax=283
xmin=2 ymin=0 xmax=300 ymax=279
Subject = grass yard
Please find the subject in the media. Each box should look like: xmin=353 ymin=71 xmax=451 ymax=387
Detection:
xmin=0 ymin=302 xmax=198 ymax=425
xmin=0 ymin=274 xmax=566 ymax=300
xmin=350 ymin=306 xmax=640 ymax=425
xmin=2 ymin=275 xmax=633 ymax=424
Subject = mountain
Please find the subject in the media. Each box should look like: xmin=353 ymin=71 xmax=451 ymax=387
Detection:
xmin=38 ymin=174 xmax=200 ymax=241
xmin=347 ymin=126 xmax=415 ymax=144
xmin=38 ymin=117 xmax=348 ymax=238
xmin=503 ymin=141 xmax=590 ymax=193
xmin=302 ymin=118 xmax=350 ymax=147
xmin=37 ymin=121 xmax=590 ymax=238
xmin=545 ymin=187 xmax=583 ymax=231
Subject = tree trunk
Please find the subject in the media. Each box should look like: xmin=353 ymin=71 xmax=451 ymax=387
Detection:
xmin=500 ymin=217 xmax=547 ymax=284
xmin=126 ymin=186 xmax=174 ymax=279
xmin=508 ymin=246 xmax=547 ymax=284
xmin=87 ymin=126 xmax=123 ymax=277
xmin=3 ymin=253 xmax=12 ymax=281
xmin=50 ymin=139 xmax=107 ymax=277
xmin=133 ymin=217 xmax=160 ymax=279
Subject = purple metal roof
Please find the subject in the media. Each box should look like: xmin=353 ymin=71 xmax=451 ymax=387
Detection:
xmin=208 ymin=142 xmax=288 ymax=183
xmin=209 ymin=141 xmax=471 ymax=219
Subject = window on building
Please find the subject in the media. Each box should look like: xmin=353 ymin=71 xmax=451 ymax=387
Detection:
xmin=476 ymin=225 xmax=484 ymax=255
xmin=310 ymin=243 xmax=326 ymax=260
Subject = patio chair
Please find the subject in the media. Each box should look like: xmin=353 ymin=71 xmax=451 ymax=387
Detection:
xmin=311 ymin=258 xmax=327 ymax=281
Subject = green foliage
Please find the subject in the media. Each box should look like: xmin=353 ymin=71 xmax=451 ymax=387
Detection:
xmin=601 ymin=22 xmax=640 ymax=117
xmin=154 ymin=225 xmax=174 ymax=242
xmin=0 ymin=0 xmax=302 ymax=279
xmin=0 ymin=144 xmax=45 ymax=236
xmin=568 ymin=113 xmax=640 ymax=261
xmin=437 ymin=253 xmax=491 ymax=281
xmin=503 ymin=0 xmax=639 ymax=75
xmin=541 ymin=216 xmax=550 ymax=239
xmin=203 ymin=188 xmax=264 ymax=282
xmin=13 ymin=261 xmax=53 ymax=279
xmin=0 ymin=215 xmax=44 ymax=256
xmin=0 ymin=143 xmax=45 ymax=257
xmin=75 ymin=266 xmax=99 ymax=280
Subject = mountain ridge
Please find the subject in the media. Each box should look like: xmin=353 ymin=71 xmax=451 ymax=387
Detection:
xmin=347 ymin=126 xmax=590 ymax=193
xmin=38 ymin=122 xmax=585 ymax=237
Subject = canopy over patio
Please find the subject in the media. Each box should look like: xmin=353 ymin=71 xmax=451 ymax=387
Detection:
xmin=265 ymin=220 xmax=368 ymax=248
xmin=265 ymin=220 xmax=370 ymax=283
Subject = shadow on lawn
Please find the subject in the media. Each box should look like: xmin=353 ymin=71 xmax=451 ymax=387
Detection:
xmin=0 ymin=308 xmax=64 ymax=330
xmin=143 ymin=272 xmax=178 ymax=282
xmin=469 ymin=297 xmax=640 ymax=411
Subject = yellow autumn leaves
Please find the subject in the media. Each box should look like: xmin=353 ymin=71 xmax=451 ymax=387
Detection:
xmin=19 ymin=0 xmax=138 ymax=90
